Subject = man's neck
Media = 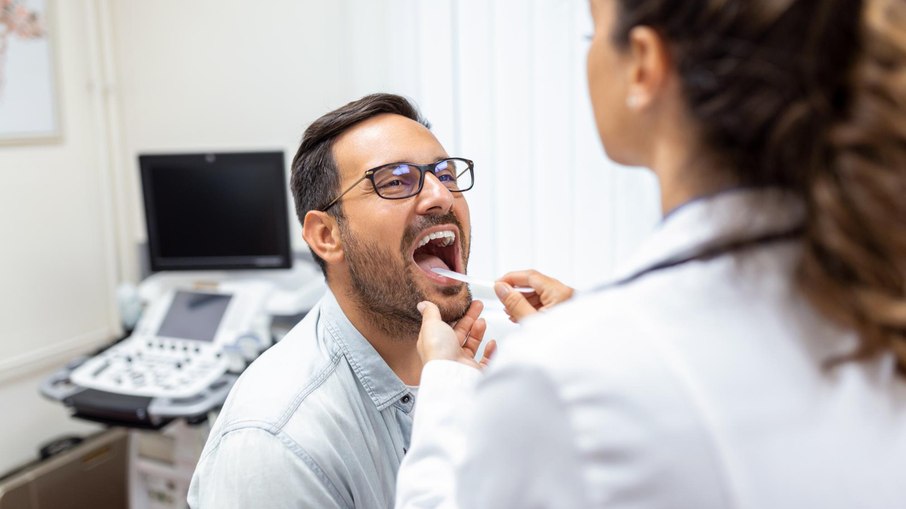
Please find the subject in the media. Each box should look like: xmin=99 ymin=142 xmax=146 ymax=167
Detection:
xmin=330 ymin=283 xmax=424 ymax=386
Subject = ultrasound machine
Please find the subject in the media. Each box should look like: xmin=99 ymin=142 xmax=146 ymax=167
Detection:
xmin=37 ymin=151 xmax=325 ymax=508
xmin=42 ymin=151 xmax=325 ymax=426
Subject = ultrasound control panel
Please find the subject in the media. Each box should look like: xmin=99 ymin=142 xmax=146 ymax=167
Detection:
xmin=70 ymin=287 xmax=268 ymax=399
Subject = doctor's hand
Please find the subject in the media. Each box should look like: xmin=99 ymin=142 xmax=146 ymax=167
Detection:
xmin=416 ymin=300 xmax=496 ymax=370
xmin=495 ymin=270 xmax=575 ymax=323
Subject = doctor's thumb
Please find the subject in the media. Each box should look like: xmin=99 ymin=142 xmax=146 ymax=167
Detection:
xmin=495 ymin=283 xmax=537 ymax=322
xmin=417 ymin=300 xmax=442 ymax=322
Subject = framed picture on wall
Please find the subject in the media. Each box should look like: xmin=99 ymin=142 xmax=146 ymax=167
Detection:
xmin=0 ymin=0 xmax=60 ymax=144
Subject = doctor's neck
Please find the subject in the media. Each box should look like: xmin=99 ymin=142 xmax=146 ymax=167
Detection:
xmin=644 ymin=104 xmax=739 ymax=216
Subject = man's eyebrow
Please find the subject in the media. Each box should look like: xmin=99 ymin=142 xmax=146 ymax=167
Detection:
xmin=369 ymin=157 xmax=450 ymax=169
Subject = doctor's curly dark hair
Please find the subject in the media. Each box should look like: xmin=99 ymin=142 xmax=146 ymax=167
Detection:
xmin=613 ymin=0 xmax=906 ymax=374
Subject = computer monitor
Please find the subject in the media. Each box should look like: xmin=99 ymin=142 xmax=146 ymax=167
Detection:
xmin=139 ymin=151 xmax=292 ymax=271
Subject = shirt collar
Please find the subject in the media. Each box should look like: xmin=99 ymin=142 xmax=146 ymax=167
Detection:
xmin=612 ymin=187 xmax=805 ymax=281
xmin=319 ymin=289 xmax=411 ymax=411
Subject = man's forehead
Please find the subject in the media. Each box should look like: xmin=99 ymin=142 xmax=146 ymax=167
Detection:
xmin=333 ymin=113 xmax=446 ymax=176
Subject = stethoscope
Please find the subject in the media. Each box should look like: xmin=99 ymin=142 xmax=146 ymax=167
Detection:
xmin=594 ymin=226 xmax=805 ymax=291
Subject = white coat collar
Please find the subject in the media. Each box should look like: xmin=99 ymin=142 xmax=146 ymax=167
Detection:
xmin=612 ymin=187 xmax=805 ymax=282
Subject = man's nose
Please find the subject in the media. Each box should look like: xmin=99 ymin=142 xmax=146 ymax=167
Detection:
xmin=415 ymin=173 xmax=454 ymax=215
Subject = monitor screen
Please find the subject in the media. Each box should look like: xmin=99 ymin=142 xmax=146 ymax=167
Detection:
xmin=139 ymin=152 xmax=292 ymax=271
xmin=156 ymin=291 xmax=232 ymax=342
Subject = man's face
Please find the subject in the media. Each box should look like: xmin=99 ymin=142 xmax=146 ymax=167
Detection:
xmin=332 ymin=113 xmax=472 ymax=337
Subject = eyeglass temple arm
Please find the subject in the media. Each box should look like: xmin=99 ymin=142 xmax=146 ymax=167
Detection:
xmin=321 ymin=173 xmax=370 ymax=212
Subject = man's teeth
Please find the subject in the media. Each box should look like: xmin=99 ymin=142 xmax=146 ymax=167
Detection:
xmin=416 ymin=230 xmax=456 ymax=248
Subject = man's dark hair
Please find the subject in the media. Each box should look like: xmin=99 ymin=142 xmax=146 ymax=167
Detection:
xmin=290 ymin=93 xmax=430 ymax=275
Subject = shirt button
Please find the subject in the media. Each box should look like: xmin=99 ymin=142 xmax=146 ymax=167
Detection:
xmin=401 ymin=394 xmax=412 ymax=404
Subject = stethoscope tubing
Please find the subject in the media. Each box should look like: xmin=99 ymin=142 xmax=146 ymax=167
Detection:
xmin=596 ymin=227 xmax=805 ymax=291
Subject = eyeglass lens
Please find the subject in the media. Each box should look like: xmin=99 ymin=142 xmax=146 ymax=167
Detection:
xmin=372 ymin=159 xmax=472 ymax=199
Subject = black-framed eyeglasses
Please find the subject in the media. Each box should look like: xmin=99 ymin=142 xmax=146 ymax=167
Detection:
xmin=320 ymin=157 xmax=474 ymax=211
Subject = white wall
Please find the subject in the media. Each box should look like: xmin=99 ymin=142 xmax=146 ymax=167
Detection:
xmin=0 ymin=368 xmax=102 ymax=475
xmin=110 ymin=0 xmax=662 ymax=288
xmin=108 ymin=0 xmax=362 ymax=281
xmin=107 ymin=0 xmax=663 ymax=326
xmin=0 ymin=0 xmax=114 ymax=474
xmin=345 ymin=0 xmax=661 ymax=294
xmin=0 ymin=0 xmax=663 ymax=476
xmin=0 ymin=0 xmax=372 ymax=476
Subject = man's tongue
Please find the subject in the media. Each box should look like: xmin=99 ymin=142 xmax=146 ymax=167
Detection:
xmin=414 ymin=252 xmax=450 ymax=273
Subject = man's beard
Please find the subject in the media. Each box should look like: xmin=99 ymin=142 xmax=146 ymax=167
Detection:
xmin=340 ymin=213 xmax=472 ymax=340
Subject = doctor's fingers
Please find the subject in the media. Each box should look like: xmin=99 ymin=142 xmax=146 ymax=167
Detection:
xmin=461 ymin=318 xmax=487 ymax=351
xmin=499 ymin=269 xmax=559 ymax=289
xmin=511 ymin=271 xmax=574 ymax=309
xmin=539 ymin=283 xmax=574 ymax=309
xmin=499 ymin=270 xmax=574 ymax=306
xmin=416 ymin=301 xmax=464 ymax=363
xmin=417 ymin=300 xmax=444 ymax=323
xmin=495 ymin=282 xmax=539 ymax=322
xmin=478 ymin=339 xmax=497 ymax=368
xmin=452 ymin=300 xmax=485 ymax=338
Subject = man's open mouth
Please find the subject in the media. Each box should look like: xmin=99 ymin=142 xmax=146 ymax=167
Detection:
xmin=411 ymin=226 xmax=462 ymax=284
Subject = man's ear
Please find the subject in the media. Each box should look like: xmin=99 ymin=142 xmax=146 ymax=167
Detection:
xmin=302 ymin=210 xmax=344 ymax=266
xmin=626 ymin=25 xmax=671 ymax=109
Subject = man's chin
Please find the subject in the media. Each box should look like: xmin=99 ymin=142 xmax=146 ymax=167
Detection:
xmin=408 ymin=265 xmax=471 ymax=321
xmin=429 ymin=288 xmax=472 ymax=323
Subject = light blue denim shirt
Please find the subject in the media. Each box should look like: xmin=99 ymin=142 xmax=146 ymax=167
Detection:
xmin=188 ymin=289 xmax=415 ymax=509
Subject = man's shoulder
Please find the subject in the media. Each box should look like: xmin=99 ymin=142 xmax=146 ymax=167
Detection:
xmin=192 ymin=306 xmax=393 ymax=509
xmin=212 ymin=306 xmax=356 ymax=434
xmin=190 ymin=419 xmax=352 ymax=508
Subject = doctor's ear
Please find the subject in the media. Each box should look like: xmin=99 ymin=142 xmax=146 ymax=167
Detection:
xmin=302 ymin=210 xmax=344 ymax=265
xmin=625 ymin=25 xmax=672 ymax=110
